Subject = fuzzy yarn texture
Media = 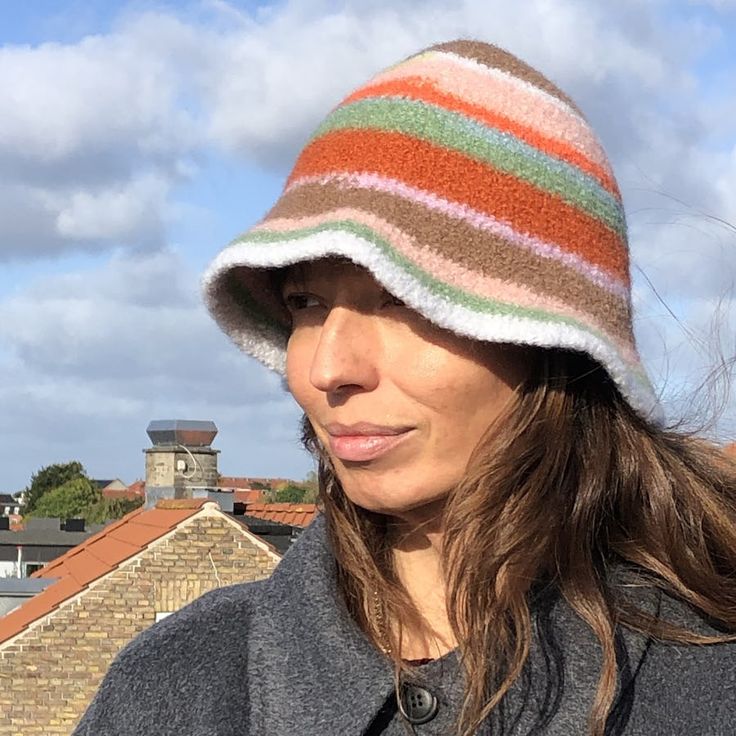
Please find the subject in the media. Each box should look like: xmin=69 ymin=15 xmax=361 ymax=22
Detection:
xmin=72 ymin=515 xmax=736 ymax=735
xmin=202 ymin=39 xmax=661 ymax=422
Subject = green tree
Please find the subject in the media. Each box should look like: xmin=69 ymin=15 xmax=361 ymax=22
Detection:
xmin=265 ymin=483 xmax=318 ymax=504
xmin=29 ymin=477 xmax=101 ymax=520
xmin=85 ymin=496 xmax=144 ymax=524
xmin=24 ymin=461 xmax=87 ymax=514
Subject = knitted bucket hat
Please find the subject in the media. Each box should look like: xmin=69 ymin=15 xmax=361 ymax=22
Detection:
xmin=202 ymin=39 xmax=661 ymax=422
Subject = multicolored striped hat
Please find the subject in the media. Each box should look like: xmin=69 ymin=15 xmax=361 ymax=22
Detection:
xmin=202 ymin=39 xmax=661 ymax=422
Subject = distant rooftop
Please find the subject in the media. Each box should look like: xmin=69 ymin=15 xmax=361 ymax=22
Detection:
xmin=244 ymin=503 xmax=318 ymax=528
xmin=146 ymin=420 xmax=218 ymax=448
xmin=0 ymin=578 xmax=56 ymax=597
xmin=0 ymin=517 xmax=107 ymax=545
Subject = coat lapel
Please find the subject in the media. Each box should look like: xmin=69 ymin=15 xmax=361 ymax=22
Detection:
xmin=259 ymin=515 xmax=397 ymax=734
xmin=260 ymin=515 xmax=660 ymax=735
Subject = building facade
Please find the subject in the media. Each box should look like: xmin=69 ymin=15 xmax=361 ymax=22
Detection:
xmin=0 ymin=500 xmax=281 ymax=736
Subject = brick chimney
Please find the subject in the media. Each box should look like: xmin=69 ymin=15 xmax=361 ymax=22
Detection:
xmin=143 ymin=420 xmax=220 ymax=508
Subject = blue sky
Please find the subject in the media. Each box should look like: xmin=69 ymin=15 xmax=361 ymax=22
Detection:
xmin=1 ymin=0 xmax=735 ymax=493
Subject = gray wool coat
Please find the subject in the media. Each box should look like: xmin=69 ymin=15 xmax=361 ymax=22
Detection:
xmin=72 ymin=514 xmax=736 ymax=736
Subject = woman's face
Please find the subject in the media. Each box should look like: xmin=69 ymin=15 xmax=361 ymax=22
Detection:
xmin=283 ymin=259 xmax=528 ymax=519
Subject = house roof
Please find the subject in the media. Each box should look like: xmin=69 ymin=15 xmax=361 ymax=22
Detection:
xmin=218 ymin=476 xmax=254 ymax=489
xmin=102 ymin=488 xmax=145 ymax=501
xmin=219 ymin=476 xmax=295 ymax=489
xmin=127 ymin=480 xmax=146 ymax=495
xmin=0 ymin=517 xmax=107 ymax=545
xmin=0 ymin=498 xmax=277 ymax=648
xmin=233 ymin=489 xmax=265 ymax=504
xmin=0 ymin=494 xmax=17 ymax=505
xmin=244 ymin=502 xmax=318 ymax=528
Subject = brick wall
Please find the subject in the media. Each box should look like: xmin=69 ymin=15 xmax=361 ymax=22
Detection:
xmin=0 ymin=510 xmax=280 ymax=736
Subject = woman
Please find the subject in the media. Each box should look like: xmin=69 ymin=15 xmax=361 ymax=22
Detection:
xmin=74 ymin=40 xmax=736 ymax=736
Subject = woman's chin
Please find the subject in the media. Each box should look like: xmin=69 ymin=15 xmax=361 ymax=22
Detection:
xmin=342 ymin=486 xmax=450 ymax=520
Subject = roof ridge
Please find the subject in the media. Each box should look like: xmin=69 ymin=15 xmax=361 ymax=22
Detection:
xmin=154 ymin=498 xmax=210 ymax=510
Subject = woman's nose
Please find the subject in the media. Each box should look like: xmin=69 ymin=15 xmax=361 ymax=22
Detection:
xmin=308 ymin=307 xmax=380 ymax=396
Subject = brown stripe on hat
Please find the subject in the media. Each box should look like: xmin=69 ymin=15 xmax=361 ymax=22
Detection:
xmin=264 ymin=182 xmax=634 ymax=343
xmin=288 ymin=129 xmax=629 ymax=279
xmin=428 ymin=40 xmax=584 ymax=117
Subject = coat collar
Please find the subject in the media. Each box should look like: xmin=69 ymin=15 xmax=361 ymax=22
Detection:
xmin=263 ymin=514 xmax=657 ymax=734
xmin=264 ymin=514 xmax=397 ymax=733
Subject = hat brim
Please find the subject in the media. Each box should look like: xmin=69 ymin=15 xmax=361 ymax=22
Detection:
xmin=201 ymin=223 xmax=663 ymax=424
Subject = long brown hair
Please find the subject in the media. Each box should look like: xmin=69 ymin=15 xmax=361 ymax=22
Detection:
xmin=301 ymin=348 xmax=736 ymax=736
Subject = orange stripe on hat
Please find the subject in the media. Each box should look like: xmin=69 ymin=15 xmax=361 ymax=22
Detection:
xmin=287 ymin=128 xmax=630 ymax=281
xmin=343 ymin=78 xmax=620 ymax=197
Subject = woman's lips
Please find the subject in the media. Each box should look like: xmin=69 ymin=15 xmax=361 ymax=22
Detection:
xmin=326 ymin=427 xmax=413 ymax=462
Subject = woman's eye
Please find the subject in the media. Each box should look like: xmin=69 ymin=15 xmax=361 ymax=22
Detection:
xmin=284 ymin=293 xmax=321 ymax=311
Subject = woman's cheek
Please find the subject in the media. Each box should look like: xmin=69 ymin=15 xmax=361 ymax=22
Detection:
xmin=285 ymin=332 xmax=314 ymax=408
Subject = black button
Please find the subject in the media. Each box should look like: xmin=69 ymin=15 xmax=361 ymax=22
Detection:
xmin=399 ymin=684 xmax=439 ymax=725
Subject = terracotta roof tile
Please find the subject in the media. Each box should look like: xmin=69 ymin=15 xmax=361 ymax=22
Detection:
xmin=0 ymin=597 xmax=46 ymax=634
xmin=87 ymin=507 xmax=147 ymax=538
xmin=218 ymin=476 xmax=253 ymax=489
xmin=32 ymin=576 xmax=80 ymax=610
xmin=86 ymin=536 xmax=141 ymax=567
xmin=243 ymin=503 xmax=318 ymax=528
xmin=220 ymin=476 xmax=296 ymax=489
xmin=0 ymin=576 xmax=80 ymax=635
xmin=32 ymin=556 xmax=65 ymax=579
xmin=102 ymin=488 xmax=144 ymax=500
xmin=0 ymin=499 xmax=211 ymax=646
xmin=63 ymin=551 xmax=114 ymax=587
xmin=234 ymin=489 xmax=265 ymax=504
xmin=107 ymin=522 xmax=162 ymax=548
xmin=133 ymin=507 xmax=201 ymax=529
xmin=127 ymin=480 xmax=146 ymax=495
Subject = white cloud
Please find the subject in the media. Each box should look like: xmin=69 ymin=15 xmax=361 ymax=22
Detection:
xmin=0 ymin=249 xmax=309 ymax=490
xmin=2 ymin=250 xmax=228 ymax=385
xmin=1 ymin=0 xmax=735 ymax=487
xmin=197 ymin=0 xmax=705 ymax=165
xmin=2 ymin=0 xmax=733 ymax=262
xmin=0 ymin=17 xmax=197 ymax=163
xmin=0 ymin=13 xmax=202 ymax=259
xmin=52 ymin=173 xmax=170 ymax=243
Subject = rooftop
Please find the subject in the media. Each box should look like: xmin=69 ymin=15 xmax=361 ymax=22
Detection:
xmin=233 ymin=489 xmax=266 ymax=504
xmin=243 ymin=502 xmax=318 ymax=528
xmin=0 ymin=498 xmax=224 ymax=646
xmin=0 ymin=517 xmax=107 ymax=544
xmin=219 ymin=476 xmax=295 ymax=489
